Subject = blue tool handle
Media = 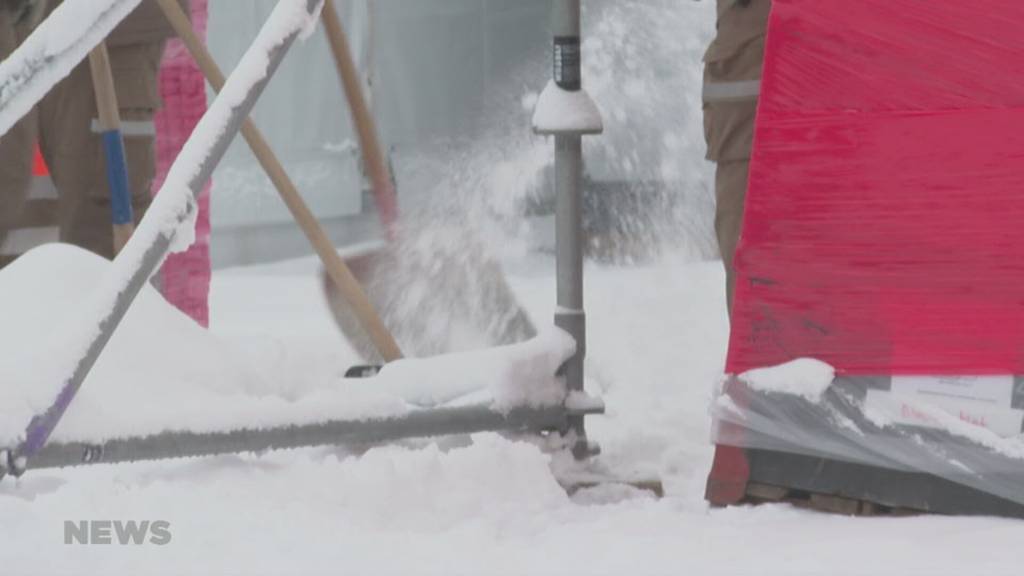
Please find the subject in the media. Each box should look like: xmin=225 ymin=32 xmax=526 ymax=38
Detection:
xmin=101 ymin=129 xmax=133 ymax=226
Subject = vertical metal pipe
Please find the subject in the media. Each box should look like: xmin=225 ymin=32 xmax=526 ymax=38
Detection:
xmin=551 ymin=0 xmax=589 ymax=456
xmin=555 ymin=135 xmax=586 ymax=451
xmin=552 ymin=0 xmax=581 ymax=91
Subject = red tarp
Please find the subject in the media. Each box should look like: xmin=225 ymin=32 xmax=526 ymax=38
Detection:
xmin=727 ymin=0 xmax=1024 ymax=376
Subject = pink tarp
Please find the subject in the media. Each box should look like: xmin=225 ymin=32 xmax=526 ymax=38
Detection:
xmin=727 ymin=0 xmax=1024 ymax=376
xmin=154 ymin=0 xmax=211 ymax=326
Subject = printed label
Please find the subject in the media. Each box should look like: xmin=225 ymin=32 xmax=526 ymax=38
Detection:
xmin=890 ymin=375 xmax=1014 ymax=407
xmin=865 ymin=389 xmax=1024 ymax=437
xmin=553 ymin=36 xmax=581 ymax=91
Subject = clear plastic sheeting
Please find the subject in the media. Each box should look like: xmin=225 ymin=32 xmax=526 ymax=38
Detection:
xmin=718 ymin=0 xmax=1024 ymax=505
xmin=712 ymin=375 xmax=1024 ymax=506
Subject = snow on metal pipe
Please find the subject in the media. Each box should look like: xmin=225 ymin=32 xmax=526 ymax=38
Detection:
xmin=0 ymin=0 xmax=143 ymax=138
xmin=27 ymin=403 xmax=596 ymax=471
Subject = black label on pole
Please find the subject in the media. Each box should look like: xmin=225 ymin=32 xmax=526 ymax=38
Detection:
xmin=554 ymin=36 xmax=581 ymax=91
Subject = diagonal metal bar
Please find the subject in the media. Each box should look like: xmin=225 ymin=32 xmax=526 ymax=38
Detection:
xmin=0 ymin=0 xmax=143 ymax=137
xmin=27 ymin=402 xmax=606 ymax=471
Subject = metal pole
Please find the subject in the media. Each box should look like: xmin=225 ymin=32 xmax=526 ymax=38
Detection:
xmin=548 ymin=0 xmax=598 ymax=458
xmin=27 ymin=402 xmax=602 ymax=471
xmin=555 ymin=135 xmax=586 ymax=453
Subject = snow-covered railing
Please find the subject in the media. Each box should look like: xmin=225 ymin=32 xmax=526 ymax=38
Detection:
xmin=0 ymin=0 xmax=143 ymax=138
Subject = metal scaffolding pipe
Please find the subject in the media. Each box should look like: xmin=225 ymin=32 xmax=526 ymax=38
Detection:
xmin=28 ymin=402 xmax=602 ymax=471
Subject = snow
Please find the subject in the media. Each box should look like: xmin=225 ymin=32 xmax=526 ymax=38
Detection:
xmin=739 ymin=358 xmax=837 ymax=402
xmin=372 ymin=326 xmax=575 ymax=411
xmin=2 ymin=256 xmax=1023 ymax=574
xmin=532 ymin=80 xmax=604 ymax=135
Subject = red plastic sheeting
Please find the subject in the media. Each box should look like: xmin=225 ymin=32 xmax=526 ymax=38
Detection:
xmin=728 ymin=0 xmax=1024 ymax=376
xmin=32 ymin=145 xmax=47 ymax=176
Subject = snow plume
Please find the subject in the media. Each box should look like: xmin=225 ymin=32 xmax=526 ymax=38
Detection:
xmin=344 ymin=0 xmax=717 ymax=360
xmin=419 ymin=0 xmax=717 ymax=264
xmin=574 ymin=0 xmax=718 ymax=262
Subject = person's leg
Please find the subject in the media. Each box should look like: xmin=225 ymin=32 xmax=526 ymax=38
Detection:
xmin=0 ymin=8 xmax=39 ymax=269
xmin=702 ymin=0 xmax=769 ymax=314
xmin=39 ymin=41 xmax=163 ymax=260
xmin=703 ymin=94 xmax=758 ymax=314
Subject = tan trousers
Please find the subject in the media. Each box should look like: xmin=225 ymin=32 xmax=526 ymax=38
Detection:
xmin=703 ymin=0 xmax=770 ymax=312
xmin=0 ymin=1 xmax=173 ymax=267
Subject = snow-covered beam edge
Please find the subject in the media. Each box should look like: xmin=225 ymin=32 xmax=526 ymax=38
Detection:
xmin=0 ymin=0 xmax=143 ymax=137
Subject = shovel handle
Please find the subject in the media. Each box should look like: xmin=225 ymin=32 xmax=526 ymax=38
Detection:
xmin=87 ymin=41 xmax=134 ymax=255
xmin=321 ymin=1 xmax=398 ymax=238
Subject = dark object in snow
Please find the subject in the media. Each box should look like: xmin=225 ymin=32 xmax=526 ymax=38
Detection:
xmin=738 ymin=450 xmax=1024 ymax=519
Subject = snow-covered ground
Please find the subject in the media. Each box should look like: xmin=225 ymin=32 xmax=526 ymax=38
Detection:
xmin=2 ymin=254 xmax=1022 ymax=575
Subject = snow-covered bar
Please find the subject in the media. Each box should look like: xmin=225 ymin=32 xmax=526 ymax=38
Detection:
xmin=0 ymin=0 xmax=143 ymax=137
xmin=28 ymin=401 xmax=598 ymax=471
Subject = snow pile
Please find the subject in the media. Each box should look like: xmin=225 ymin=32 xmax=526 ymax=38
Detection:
xmin=0 ymin=244 xmax=579 ymax=445
xmin=738 ymin=358 xmax=836 ymax=402
xmin=0 ymin=245 xmax=398 ymax=444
